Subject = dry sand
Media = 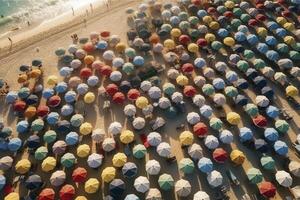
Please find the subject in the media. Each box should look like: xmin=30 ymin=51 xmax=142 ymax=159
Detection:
xmin=0 ymin=0 xmax=300 ymax=199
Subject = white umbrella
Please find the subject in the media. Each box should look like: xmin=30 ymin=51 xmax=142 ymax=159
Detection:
xmin=276 ymin=171 xmax=293 ymax=187
xmin=50 ymin=170 xmax=66 ymax=187
xmin=171 ymin=5 xmax=180 ymax=15
xmin=199 ymin=105 xmax=213 ymax=118
xmin=147 ymin=132 xmax=162 ymax=146
xmin=77 ymin=83 xmax=89 ymax=95
xmin=103 ymin=50 xmax=115 ymax=61
xmin=146 ymin=160 xmax=161 ymax=175
xmin=289 ymin=161 xmax=300 ymax=177
xmin=164 ymin=52 xmax=178 ymax=63
xmin=290 ymin=67 xmax=300 ymax=77
xmin=0 ymin=156 xmax=13 ymax=171
xmin=204 ymin=135 xmax=219 ymax=149
xmin=92 ymin=129 xmax=106 ymax=143
xmin=59 ymin=67 xmax=73 ymax=77
xmin=153 ymin=43 xmax=164 ymax=53
xmin=87 ymin=153 xmax=103 ymax=168
xmin=213 ymin=93 xmax=226 ymax=106
xmin=207 ymin=170 xmax=223 ymax=187
xmin=102 ymin=138 xmax=116 ymax=152
xmin=203 ymin=67 xmax=215 ymax=79
xmin=90 ymin=31 xmax=99 ymax=40
xmin=193 ymin=94 xmax=206 ymax=107
xmin=161 ymin=10 xmax=172 ymax=20
xmin=109 ymin=71 xmax=122 ymax=82
xmin=146 ymin=188 xmax=162 ymax=200
xmin=158 ymin=97 xmax=171 ymax=109
xmin=193 ymin=191 xmax=210 ymax=200
xmin=133 ymin=117 xmax=146 ymax=130
xmin=255 ymin=95 xmax=270 ymax=107
xmin=188 ymin=143 xmax=203 ymax=160
xmin=141 ymin=81 xmax=152 ymax=92
xmin=134 ymin=176 xmax=150 ymax=193
xmin=198 ymin=25 xmax=208 ymax=34
xmin=75 ymin=49 xmax=86 ymax=59
xmin=194 ymin=76 xmax=206 ymax=87
xmin=180 ymin=52 xmax=190 ymax=62
xmin=124 ymin=104 xmax=136 ymax=117
xmin=108 ymin=122 xmax=122 ymax=135
xmin=262 ymin=67 xmax=275 ymax=78
xmin=219 ymin=130 xmax=233 ymax=144
xmin=167 ymin=69 xmax=179 ymax=80
xmin=186 ymin=112 xmax=201 ymax=125
xmin=112 ymin=57 xmax=124 ymax=68
xmin=175 ymin=179 xmax=192 ymax=197
xmin=156 ymin=142 xmax=171 ymax=157
xmin=133 ymin=38 xmax=144 ymax=47
xmin=68 ymin=44 xmax=78 ymax=54
xmin=142 ymin=104 xmax=154 ymax=116
xmin=148 ymin=86 xmax=162 ymax=99
xmin=215 ymin=62 xmax=227 ymax=72
xmin=138 ymin=3 xmax=148 ymax=12
xmin=171 ymin=92 xmax=183 ymax=103
xmin=274 ymin=72 xmax=287 ymax=84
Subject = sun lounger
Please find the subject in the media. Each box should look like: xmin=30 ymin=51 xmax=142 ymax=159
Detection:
xmin=226 ymin=170 xmax=240 ymax=186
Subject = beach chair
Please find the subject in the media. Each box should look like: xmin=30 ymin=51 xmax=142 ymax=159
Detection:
xmin=140 ymin=134 xmax=150 ymax=148
xmin=226 ymin=170 xmax=240 ymax=186
xmin=103 ymin=100 xmax=111 ymax=111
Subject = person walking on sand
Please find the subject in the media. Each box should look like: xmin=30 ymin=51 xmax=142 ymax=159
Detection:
xmin=85 ymin=9 xmax=89 ymax=16
xmin=71 ymin=7 xmax=75 ymax=16
xmin=105 ymin=0 xmax=109 ymax=10
xmin=8 ymin=37 xmax=12 ymax=48
xmin=90 ymin=3 xmax=93 ymax=12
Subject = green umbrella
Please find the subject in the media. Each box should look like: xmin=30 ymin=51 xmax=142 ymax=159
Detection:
xmin=291 ymin=43 xmax=300 ymax=51
xmin=245 ymin=103 xmax=259 ymax=117
xmin=178 ymin=12 xmax=189 ymax=21
xmin=18 ymin=87 xmax=30 ymax=99
xmin=289 ymin=50 xmax=300 ymax=61
xmin=125 ymin=48 xmax=136 ymax=59
xmin=243 ymin=50 xmax=255 ymax=60
xmin=209 ymin=117 xmax=223 ymax=131
xmin=61 ymin=153 xmax=77 ymax=168
xmin=233 ymin=8 xmax=243 ymax=17
xmin=237 ymin=60 xmax=249 ymax=72
xmin=70 ymin=114 xmax=84 ymax=127
xmin=276 ymin=43 xmax=289 ymax=54
xmin=247 ymin=168 xmax=263 ymax=184
xmin=122 ymin=63 xmax=135 ymax=75
xmin=133 ymin=144 xmax=147 ymax=159
xmin=161 ymin=24 xmax=172 ymax=32
xmin=43 ymin=130 xmax=57 ymax=143
xmin=163 ymin=83 xmax=176 ymax=96
xmin=0 ymin=127 xmax=12 ymax=138
xmin=179 ymin=21 xmax=190 ymax=31
xmin=179 ymin=158 xmax=194 ymax=174
xmin=253 ymin=59 xmax=266 ymax=69
xmin=158 ymin=173 xmax=174 ymax=191
xmin=211 ymin=41 xmax=223 ymax=51
xmin=260 ymin=156 xmax=275 ymax=170
xmin=55 ymin=48 xmax=66 ymax=57
xmin=240 ymin=14 xmax=251 ymax=23
xmin=31 ymin=119 xmax=44 ymax=132
xmin=275 ymin=120 xmax=289 ymax=133
xmin=217 ymin=6 xmax=226 ymax=14
xmin=35 ymin=146 xmax=48 ymax=161
xmin=202 ymin=84 xmax=215 ymax=96
xmin=189 ymin=29 xmax=201 ymax=39
xmin=188 ymin=16 xmax=199 ymax=26
xmin=224 ymin=86 xmax=238 ymax=98
xmin=231 ymin=19 xmax=242 ymax=29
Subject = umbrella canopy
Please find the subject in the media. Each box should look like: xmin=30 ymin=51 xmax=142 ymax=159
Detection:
xmin=175 ymin=179 xmax=192 ymax=197
xmin=156 ymin=142 xmax=171 ymax=158
xmin=25 ymin=174 xmax=42 ymax=190
xmin=120 ymin=130 xmax=134 ymax=144
xmin=276 ymin=170 xmax=292 ymax=187
xmin=213 ymin=148 xmax=228 ymax=163
xmin=193 ymin=191 xmax=210 ymax=200
xmin=247 ymin=168 xmax=263 ymax=184
xmin=102 ymin=138 xmax=116 ymax=152
xmin=255 ymin=139 xmax=268 ymax=153
xmin=146 ymin=160 xmax=161 ymax=175
xmin=8 ymin=137 xmax=22 ymax=152
xmin=87 ymin=153 xmax=103 ymax=168
xmin=77 ymin=144 xmax=90 ymax=158
xmin=109 ymin=179 xmax=125 ymax=197
xmin=264 ymin=128 xmax=279 ymax=142
xmin=200 ymin=105 xmax=213 ymax=118
xmin=260 ymin=156 xmax=275 ymax=170
xmin=39 ymin=188 xmax=55 ymax=200
xmin=274 ymin=140 xmax=288 ymax=156
xmin=91 ymin=129 xmax=105 ymax=143
xmin=133 ymin=144 xmax=147 ymax=159
xmin=59 ymin=184 xmax=75 ymax=200
xmin=179 ymin=158 xmax=195 ymax=174
xmin=35 ymin=146 xmax=48 ymax=160
xmin=230 ymin=150 xmax=245 ymax=165
xmin=0 ymin=156 xmax=13 ymax=171
xmin=205 ymin=135 xmax=219 ymax=149
xmin=50 ymin=170 xmax=66 ymax=187
xmin=102 ymin=167 xmax=116 ymax=183
xmin=158 ymin=173 xmax=174 ymax=191
xmin=53 ymin=140 xmax=67 ymax=155
xmin=289 ymin=161 xmax=300 ymax=177
xmin=259 ymin=182 xmax=276 ymax=198
xmin=112 ymin=153 xmax=127 ymax=168
xmin=61 ymin=153 xmax=77 ymax=168
xmin=275 ymin=120 xmax=289 ymax=133
xmin=4 ymin=193 xmax=19 ymax=200
xmin=147 ymin=132 xmax=162 ymax=147
xmin=65 ymin=132 xmax=79 ymax=146
xmin=202 ymin=84 xmax=215 ymax=96
xmin=286 ymin=85 xmax=299 ymax=97
xmin=226 ymin=112 xmax=241 ymax=125
xmin=122 ymin=162 xmax=138 ymax=178
xmin=209 ymin=118 xmax=223 ymax=131
xmin=207 ymin=170 xmax=223 ymax=188
xmin=15 ymin=159 xmax=31 ymax=174
xmin=213 ymin=93 xmax=226 ymax=106
xmin=136 ymin=96 xmax=149 ymax=109
xmin=253 ymin=115 xmax=267 ymax=128
xmin=85 ymin=178 xmax=99 ymax=194
xmin=266 ymin=105 xmax=279 ymax=119
xmin=193 ymin=95 xmax=205 ymax=107
xmin=41 ymin=157 xmax=56 ymax=172
xmin=72 ymin=167 xmax=87 ymax=183
xmin=219 ymin=130 xmax=233 ymax=144
xmin=134 ymin=176 xmax=150 ymax=193
xmin=198 ymin=157 xmax=213 ymax=173
xmin=193 ymin=122 xmax=208 ymax=137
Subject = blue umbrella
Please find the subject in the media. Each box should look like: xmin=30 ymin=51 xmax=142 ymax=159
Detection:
xmin=233 ymin=44 xmax=244 ymax=54
xmin=61 ymin=104 xmax=74 ymax=116
xmin=18 ymin=87 xmax=30 ymax=99
xmin=198 ymin=157 xmax=213 ymax=173
xmin=65 ymin=132 xmax=79 ymax=146
xmin=0 ymin=140 xmax=7 ymax=151
xmin=87 ymin=153 xmax=103 ymax=168
xmin=170 ymin=16 xmax=180 ymax=25
xmin=229 ymin=54 xmax=240 ymax=64
xmin=194 ymin=58 xmax=206 ymax=68
xmin=212 ymin=78 xmax=225 ymax=90
xmin=200 ymin=105 xmax=213 ymax=118
xmin=266 ymin=21 xmax=279 ymax=31
xmin=225 ymin=71 xmax=238 ymax=83
xmin=0 ymin=127 xmax=12 ymax=139
xmin=120 ymin=81 xmax=131 ymax=93
xmin=27 ymin=135 xmax=40 ymax=149
xmin=8 ymin=137 xmax=22 ymax=152
xmin=240 ymin=1 xmax=250 ymax=9
xmin=47 ymin=112 xmax=59 ymax=125
xmin=77 ymin=83 xmax=89 ymax=95
xmin=254 ymin=76 xmax=267 ymax=89
xmin=133 ymin=56 xmax=144 ymax=66
xmin=275 ymin=28 xmax=287 ymax=37
xmin=32 ymin=59 xmax=42 ymax=67
xmin=64 ymin=91 xmax=77 ymax=103
xmin=0 ymin=175 xmax=6 ymax=190
xmin=57 ymin=120 xmax=71 ymax=133
xmin=234 ymin=32 xmax=246 ymax=42
xmin=25 ymin=174 xmax=42 ymax=190
xmin=217 ymin=16 xmax=227 ymax=24
xmin=122 ymin=162 xmax=138 ymax=178
xmin=246 ymin=68 xmax=258 ymax=79
xmin=217 ymin=28 xmax=229 ymax=38
xmin=234 ymin=95 xmax=248 ymax=106
xmin=266 ymin=106 xmax=279 ymax=119
xmin=96 ymin=40 xmax=108 ymax=50
xmin=265 ymin=36 xmax=277 ymax=46
xmin=6 ymin=91 xmax=18 ymax=104
xmin=197 ymin=9 xmax=207 ymax=18
xmin=25 ymin=94 xmax=39 ymax=105
xmin=237 ymin=25 xmax=249 ymax=33
xmin=247 ymin=34 xmax=259 ymax=45
xmin=266 ymin=50 xmax=279 ymax=61
xmin=274 ymin=140 xmax=288 ymax=155
xmin=255 ymin=139 xmax=268 ymax=153
xmin=239 ymin=127 xmax=253 ymax=142
xmin=125 ymin=194 xmax=140 ymax=200
xmin=17 ymin=120 xmax=29 ymax=134
xmin=55 ymin=82 xmax=68 ymax=94
xmin=256 ymin=43 xmax=269 ymax=54
xmin=42 ymin=88 xmax=55 ymax=99
xmin=59 ymin=67 xmax=73 ymax=77
xmin=87 ymin=76 xmax=99 ymax=87
xmin=261 ymin=86 xmax=274 ymax=99
xmin=264 ymin=128 xmax=279 ymax=142
xmin=236 ymin=78 xmax=249 ymax=90
xmin=109 ymin=179 xmax=125 ymax=197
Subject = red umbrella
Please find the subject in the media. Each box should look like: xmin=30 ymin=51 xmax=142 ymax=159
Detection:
xmin=192 ymin=0 xmax=201 ymax=6
xmin=256 ymin=3 xmax=264 ymax=9
xmin=255 ymin=14 xmax=266 ymax=22
xmin=207 ymin=7 xmax=216 ymax=14
xmin=193 ymin=122 xmax=208 ymax=137
xmin=80 ymin=67 xmax=92 ymax=78
xmin=179 ymin=35 xmax=191 ymax=45
xmin=183 ymin=85 xmax=196 ymax=97
xmin=112 ymin=92 xmax=125 ymax=104
xmin=197 ymin=38 xmax=208 ymax=47
xmin=37 ymin=105 xmax=50 ymax=118
xmin=48 ymin=95 xmax=61 ymax=108
xmin=100 ymin=31 xmax=110 ymax=38
xmin=277 ymin=0 xmax=285 ymax=4
xmin=13 ymin=100 xmax=26 ymax=112
xmin=38 ymin=188 xmax=55 ymax=200
xmin=253 ymin=115 xmax=267 ymax=128
xmin=255 ymin=0 xmax=264 ymax=3
xmin=212 ymin=148 xmax=228 ymax=163
xmin=83 ymin=42 xmax=95 ymax=53
xmin=72 ymin=167 xmax=87 ymax=183
xmin=181 ymin=63 xmax=194 ymax=74
xmin=224 ymin=11 xmax=233 ymax=18
xmin=259 ymin=182 xmax=276 ymax=198
xmin=59 ymin=184 xmax=75 ymax=200
xmin=106 ymin=84 xmax=119 ymax=96
xmin=127 ymin=89 xmax=140 ymax=101
xmin=282 ymin=10 xmax=291 ymax=18
xmin=100 ymin=65 xmax=112 ymax=76
xmin=248 ymin=19 xmax=258 ymax=27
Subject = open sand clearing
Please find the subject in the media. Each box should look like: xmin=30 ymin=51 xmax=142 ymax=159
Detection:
xmin=0 ymin=0 xmax=300 ymax=199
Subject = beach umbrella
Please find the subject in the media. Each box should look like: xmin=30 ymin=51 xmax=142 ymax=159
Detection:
xmin=133 ymin=56 xmax=145 ymax=66
xmin=64 ymin=91 xmax=77 ymax=103
xmin=87 ymin=75 xmax=99 ymax=87
xmin=289 ymin=161 xmax=300 ymax=177
xmin=264 ymin=128 xmax=279 ymax=142
xmin=50 ymin=170 xmax=66 ymax=186
xmin=176 ymin=75 xmax=189 ymax=86
xmin=61 ymin=153 xmax=77 ymax=168
xmin=213 ymin=148 xmax=228 ymax=163
xmin=217 ymin=28 xmax=229 ymax=38
xmin=134 ymin=176 xmax=150 ymax=193
xmin=198 ymin=157 xmax=213 ymax=173
xmin=109 ymin=179 xmax=125 ymax=198
xmin=42 ymin=88 xmax=55 ymax=100
xmin=76 ymin=83 xmax=88 ymax=95
xmin=16 ymin=120 xmax=29 ymax=134
xmin=8 ymin=138 xmax=22 ymax=152
xmin=102 ymin=138 xmax=116 ymax=152
xmin=179 ymin=131 xmax=194 ymax=146
xmin=171 ymin=92 xmax=183 ymax=104
xmin=175 ymin=179 xmax=191 ymax=197
xmin=213 ymin=93 xmax=226 ymax=106
xmin=68 ymin=76 xmax=82 ymax=88
xmin=266 ymin=36 xmax=277 ymax=46
xmin=133 ymin=117 xmax=146 ymax=130
xmin=106 ymin=84 xmax=119 ymax=96
xmin=72 ymin=167 xmax=87 ymax=183
xmin=290 ymin=67 xmax=300 ymax=77
xmin=179 ymin=158 xmax=194 ymax=174
xmin=85 ymin=178 xmax=99 ymax=194
xmin=39 ymin=188 xmax=55 ymax=200
xmin=5 ymin=91 xmax=18 ymax=104
xmin=193 ymin=95 xmax=205 ymax=107
xmin=120 ymin=130 xmax=134 ymax=144
xmin=245 ymin=104 xmax=259 ymax=117
xmin=193 ymin=191 xmax=210 ymax=200
xmin=212 ymin=78 xmax=225 ymax=90
xmin=127 ymin=89 xmax=140 ymax=101
xmin=0 ymin=156 xmax=13 ymax=171
xmin=136 ymin=96 xmax=149 ymax=109
xmin=167 ymin=69 xmax=179 ymax=80
xmin=260 ymin=156 xmax=275 ymax=170
xmin=84 ymin=92 xmax=95 ymax=104
xmin=59 ymin=67 xmax=73 ymax=77
xmin=193 ymin=122 xmax=208 ymax=137
xmin=156 ymin=142 xmax=171 ymax=158
xmin=227 ymin=112 xmax=241 ymax=125
xmin=75 ymin=196 xmax=87 ymax=200
xmin=266 ymin=50 xmax=279 ymax=61
xmin=0 ymin=175 xmax=5 ymax=190
xmin=25 ymin=94 xmax=39 ymax=105
xmin=225 ymin=71 xmax=238 ymax=83
xmin=147 ymin=132 xmax=162 ymax=147
xmin=59 ymin=184 xmax=75 ymax=200
xmin=48 ymin=95 xmax=61 ymax=108
xmin=254 ymin=76 xmax=267 ymax=89
xmin=112 ymin=92 xmax=125 ymax=104
xmin=207 ymin=170 xmax=223 ymax=188
xmin=35 ymin=146 xmax=48 ymax=160
xmin=286 ymin=85 xmax=299 ymax=97
xmin=259 ymin=182 xmax=276 ymax=198
xmin=119 ymin=81 xmax=131 ymax=93
xmin=146 ymin=160 xmax=161 ymax=175
xmin=77 ymin=144 xmax=90 ymax=158
xmin=79 ymin=122 xmax=92 ymax=136
xmin=158 ymin=97 xmax=171 ymax=109
xmin=253 ymin=59 xmax=266 ymax=70
xmin=276 ymin=171 xmax=292 ymax=187
xmin=70 ymin=114 xmax=84 ymax=128
xmin=224 ymin=86 xmax=238 ymax=98
xmin=4 ymin=192 xmax=19 ymax=200
xmin=46 ymin=75 xmax=58 ymax=86
xmin=209 ymin=118 xmax=223 ymax=131
xmin=274 ymin=140 xmax=288 ymax=156
xmin=162 ymin=83 xmax=175 ymax=96
xmin=183 ymin=85 xmax=196 ymax=97
xmin=274 ymin=72 xmax=287 ymax=84
xmin=261 ymin=86 xmax=274 ymax=100
xmin=247 ymin=168 xmax=263 ymax=184
xmin=70 ymin=59 xmax=81 ymax=69
xmin=57 ymin=120 xmax=71 ymax=133
xmin=110 ymin=71 xmax=122 ymax=82
xmin=157 ymin=174 xmax=174 ymax=191
xmin=112 ymin=153 xmax=127 ymax=168
xmin=275 ymin=120 xmax=289 ymax=133
xmin=230 ymin=150 xmax=245 ymax=165
xmin=234 ymin=95 xmax=248 ymax=106
xmin=140 ymin=81 xmax=151 ymax=93
xmin=61 ymin=104 xmax=74 ymax=116
xmin=102 ymin=167 xmax=116 ymax=183
xmin=237 ymin=60 xmax=249 ymax=72
xmin=255 ymin=139 xmax=268 ymax=153
xmin=219 ymin=130 xmax=233 ymax=144
xmin=122 ymin=162 xmax=137 ymax=178
xmin=203 ymin=68 xmax=215 ymax=79
xmin=100 ymin=65 xmax=112 ymax=76
xmin=41 ymin=157 xmax=56 ymax=172
xmin=18 ymin=87 xmax=31 ymax=99
xmin=202 ymin=84 xmax=215 ymax=96
xmin=125 ymin=194 xmax=139 ymax=200
xmin=87 ymin=153 xmax=103 ymax=168
xmin=27 ymin=135 xmax=41 ymax=149
xmin=133 ymin=144 xmax=147 ymax=159
xmin=255 ymin=95 xmax=269 ymax=108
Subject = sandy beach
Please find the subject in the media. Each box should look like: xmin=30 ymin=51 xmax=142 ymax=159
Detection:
xmin=0 ymin=0 xmax=300 ymax=199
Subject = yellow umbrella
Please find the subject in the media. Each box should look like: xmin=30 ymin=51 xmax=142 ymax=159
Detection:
xmin=84 ymin=55 xmax=95 ymax=65
xmin=85 ymin=178 xmax=99 ymax=194
xmin=120 ymin=130 xmax=134 ymax=144
xmin=225 ymin=0 xmax=235 ymax=8
xmin=17 ymin=74 xmax=28 ymax=84
xmin=112 ymin=153 xmax=127 ymax=167
xmin=209 ymin=21 xmax=220 ymax=30
xmin=226 ymin=112 xmax=241 ymax=125
xmin=46 ymin=75 xmax=58 ymax=86
xmin=205 ymin=33 xmax=216 ymax=43
xmin=115 ymin=42 xmax=127 ymax=53
xmin=171 ymin=28 xmax=182 ymax=38
xmin=283 ymin=22 xmax=295 ymax=31
xmin=223 ymin=37 xmax=235 ymax=47
xmin=176 ymin=75 xmax=189 ymax=86
xmin=179 ymin=131 xmax=194 ymax=146
xmin=24 ymin=106 xmax=37 ymax=118
xmin=284 ymin=36 xmax=295 ymax=45
xmin=15 ymin=159 xmax=31 ymax=174
xmin=77 ymin=144 xmax=91 ymax=158
xmin=230 ymin=150 xmax=245 ymax=165
xmin=29 ymin=68 xmax=42 ymax=79
xmin=203 ymin=16 xmax=213 ymax=24
xmin=135 ymin=96 xmax=149 ymax=109
xmin=5 ymin=192 xmax=19 ymax=200
xmin=164 ymin=39 xmax=175 ymax=49
xmin=256 ymin=27 xmax=267 ymax=38
xmin=101 ymin=167 xmax=116 ymax=183
xmin=80 ymin=122 xmax=93 ymax=135
xmin=84 ymin=92 xmax=95 ymax=104
xmin=187 ymin=43 xmax=199 ymax=53
xmin=276 ymin=17 xmax=287 ymax=25
xmin=42 ymin=157 xmax=56 ymax=172
xmin=75 ymin=196 xmax=88 ymax=200
xmin=286 ymin=85 xmax=298 ymax=97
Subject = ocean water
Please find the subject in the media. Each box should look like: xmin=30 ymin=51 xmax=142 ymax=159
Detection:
xmin=0 ymin=0 xmax=99 ymax=38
